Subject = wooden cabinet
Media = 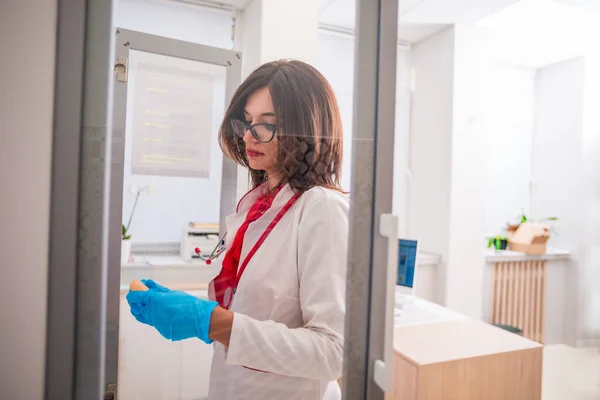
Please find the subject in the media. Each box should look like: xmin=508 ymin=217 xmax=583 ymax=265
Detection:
xmin=388 ymin=319 xmax=543 ymax=400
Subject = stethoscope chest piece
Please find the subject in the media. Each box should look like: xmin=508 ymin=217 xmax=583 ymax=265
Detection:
xmin=193 ymin=232 xmax=227 ymax=265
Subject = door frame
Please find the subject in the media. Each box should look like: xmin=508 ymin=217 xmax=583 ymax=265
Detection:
xmin=45 ymin=0 xmax=88 ymax=398
xmin=343 ymin=0 xmax=399 ymax=398
xmin=45 ymin=13 xmax=243 ymax=399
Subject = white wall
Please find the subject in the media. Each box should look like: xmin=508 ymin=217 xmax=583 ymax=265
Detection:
xmin=260 ymin=0 xmax=317 ymax=66
xmin=531 ymin=56 xmax=589 ymax=345
xmin=316 ymin=32 xmax=411 ymax=221
xmin=404 ymin=21 xmax=599 ymax=333
xmin=581 ymin=47 xmax=600 ymax=341
xmin=115 ymin=0 xmax=233 ymax=49
xmin=532 ymin=57 xmax=585 ymax=251
xmin=407 ymin=27 xmax=455 ymax=305
xmin=238 ymin=0 xmax=262 ymax=78
xmin=0 ymin=0 xmax=56 ymax=398
xmin=532 ymin=56 xmax=588 ymax=345
xmin=237 ymin=0 xmax=318 ymax=75
xmin=476 ymin=25 xmax=599 ymax=339
xmin=482 ymin=64 xmax=536 ymax=236
xmin=408 ymin=25 xmax=531 ymax=317
xmin=316 ymin=32 xmax=355 ymax=192
xmin=394 ymin=49 xmax=412 ymax=237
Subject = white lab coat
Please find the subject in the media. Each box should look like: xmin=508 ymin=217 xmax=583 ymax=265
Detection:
xmin=207 ymin=183 xmax=349 ymax=400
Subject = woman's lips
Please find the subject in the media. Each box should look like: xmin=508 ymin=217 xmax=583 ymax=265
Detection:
xmin=246 ymin=149 xmax=264 ymax=158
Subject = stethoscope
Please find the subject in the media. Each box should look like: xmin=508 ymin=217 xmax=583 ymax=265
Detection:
xmin=195 ymin=181 xmax=283 ymax=265
xmin=194 ymin=231 xmax=227 ymax=265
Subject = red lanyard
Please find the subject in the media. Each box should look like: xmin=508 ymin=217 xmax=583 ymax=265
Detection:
xmin=233 ymin=192 xmax=301 ymax=289
xmin=212 ymin=191 xmax=302 ymax=309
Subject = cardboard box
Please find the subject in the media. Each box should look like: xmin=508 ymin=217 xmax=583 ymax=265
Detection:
xmin=508 ymin=222 xmax=550 ymax=255
xmin=506 ymin=224 xmax=520 ymax=240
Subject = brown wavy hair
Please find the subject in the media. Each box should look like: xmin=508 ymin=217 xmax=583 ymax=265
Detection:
xmin=218 ymin=60 xmax=343 ymax=192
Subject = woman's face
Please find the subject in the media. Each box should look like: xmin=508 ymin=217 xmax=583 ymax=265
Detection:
xmin=242 ymin=87 xmax=279 ymax=175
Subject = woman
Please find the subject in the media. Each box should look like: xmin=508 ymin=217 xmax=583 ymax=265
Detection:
xmin=127 ymin=60 xmax=349 ymax=400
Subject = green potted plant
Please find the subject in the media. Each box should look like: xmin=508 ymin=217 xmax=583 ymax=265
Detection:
xmin=121 ymin=185 xmax=154 ymax=264
xmin=488 ymin=235 xmax=509 ymax=251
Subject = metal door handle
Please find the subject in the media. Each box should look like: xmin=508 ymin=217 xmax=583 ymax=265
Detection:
xmin=374 ymin=213 xmax=398 ymax=392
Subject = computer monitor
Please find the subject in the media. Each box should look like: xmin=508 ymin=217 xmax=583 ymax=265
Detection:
xmin=396 ymin=239 xmax=418 ymax=296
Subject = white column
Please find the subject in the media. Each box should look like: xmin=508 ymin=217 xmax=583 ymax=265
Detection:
xmin=407 ymin=27 xmax=455 ymax=307
xmin=233 ymin=0 xmax=319 ymax=198
xmin=446 ymin=24 xmax=487 ymax=319
xmin=408 ymin=25 xmax=487 ymax=319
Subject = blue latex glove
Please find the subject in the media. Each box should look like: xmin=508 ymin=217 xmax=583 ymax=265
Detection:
xmin=126 ymin=279 xmax=218 ymax=343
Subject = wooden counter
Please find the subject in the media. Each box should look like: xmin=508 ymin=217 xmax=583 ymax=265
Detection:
xmin=388 ymin=306 xmax=543 ymax=400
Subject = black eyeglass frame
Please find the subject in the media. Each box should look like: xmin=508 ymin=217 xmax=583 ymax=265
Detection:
xmin=230 ymin=119 xmax=278 ymax=143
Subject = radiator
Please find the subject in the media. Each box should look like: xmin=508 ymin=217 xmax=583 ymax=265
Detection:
xmin=491 ymin=260 xmax=547 ymax=343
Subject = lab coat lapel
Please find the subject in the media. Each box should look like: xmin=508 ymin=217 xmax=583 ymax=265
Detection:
xmin=224 ymin=183 xmax=268 ymax=246
xmin=245 ymin=183 xmax=295 ymax=235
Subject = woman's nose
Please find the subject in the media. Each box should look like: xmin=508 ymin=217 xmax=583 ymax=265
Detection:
xmin=242 ymin=127 xmax=256 ymax=143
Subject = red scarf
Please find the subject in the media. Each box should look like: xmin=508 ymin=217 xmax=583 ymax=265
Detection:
xmin=212 ymin=187 xmax=282 ymax=308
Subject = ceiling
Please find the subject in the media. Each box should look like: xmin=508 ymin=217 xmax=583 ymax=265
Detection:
xmin=185 ymin=0 xmax=523 ymax=43
xmin=317 ymin=0 xmax=523 ymax=42
xmin=317 ymin=0 xmax=600 ymax=68
xmin=476 ymin=0 xmax=600 ymax=68
xmin=181 ymin=0 xmax=600 ymax=67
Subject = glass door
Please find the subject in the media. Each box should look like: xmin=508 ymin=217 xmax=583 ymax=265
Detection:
xmin=109 ymin=30 xmax=242 ymax=400
xmin=45 ymin=1 xmax=400 ymax=399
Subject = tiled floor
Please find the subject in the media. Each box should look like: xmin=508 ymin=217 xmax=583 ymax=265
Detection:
xmin=543 ymin=345 xmax=600 ymax=400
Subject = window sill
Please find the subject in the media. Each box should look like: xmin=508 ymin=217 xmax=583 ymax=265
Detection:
xmin=484 ymin=247 xmax=571 ymax=263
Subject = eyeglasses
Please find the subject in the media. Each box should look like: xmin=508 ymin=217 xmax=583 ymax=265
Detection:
xmin=231 ymin=119 xmax=277 ymax=143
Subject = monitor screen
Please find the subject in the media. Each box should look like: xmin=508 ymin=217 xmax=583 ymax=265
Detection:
xmin=397 ymin=239 xmax=417 ymax=288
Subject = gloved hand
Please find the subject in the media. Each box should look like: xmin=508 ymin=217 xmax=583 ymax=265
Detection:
xmin=126 ymin=279 xmax=218 ymax=343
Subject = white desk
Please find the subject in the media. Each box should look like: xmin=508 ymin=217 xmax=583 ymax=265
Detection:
xmin=394 ymin=296 xmax=466 ymax=327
